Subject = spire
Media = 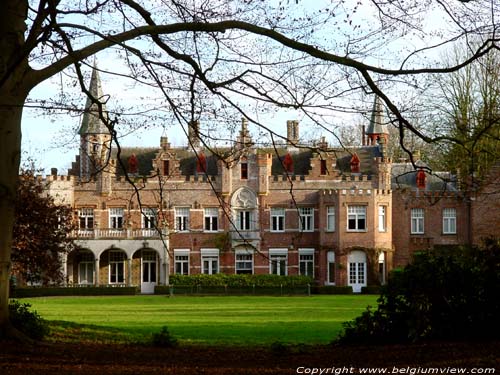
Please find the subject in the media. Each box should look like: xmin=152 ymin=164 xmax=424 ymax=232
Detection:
xmin=365 ymin=95 xmax=388 ymax=145
xmin=79 ymin=62 xmax=110 ymax=135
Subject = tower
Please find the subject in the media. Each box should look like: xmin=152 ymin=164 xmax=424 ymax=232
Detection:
xmin=365 ymin=95 xmax=389 ymax=146
xmin=79 ymin=63 xmax=112 ymax=178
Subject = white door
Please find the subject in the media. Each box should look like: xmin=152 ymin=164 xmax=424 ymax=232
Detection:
xmin=141 ymin=250 xmax=157 ymax=294
xmin=348 ymin=251 xmax=367 ymax=293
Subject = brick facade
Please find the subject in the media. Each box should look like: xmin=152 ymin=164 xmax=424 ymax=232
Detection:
xmin=45 ymin=70 xmax=499 ymax=293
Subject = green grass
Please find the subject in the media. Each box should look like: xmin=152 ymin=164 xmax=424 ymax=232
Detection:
xmin=22 ymin=295 xmax=377 ymax=345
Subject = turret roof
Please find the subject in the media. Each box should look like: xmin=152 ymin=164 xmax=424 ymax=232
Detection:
xmin=79 ymin=63 xmax=110 ymax=135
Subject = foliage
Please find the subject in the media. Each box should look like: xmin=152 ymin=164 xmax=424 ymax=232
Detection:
xmin=8 ymin=300 xmax=49 ymax=340
xmin=11 ymin=170 xmax=75 ymax=285
xmin=151 ymin=326 xmax=178 ymax=348
xmin=433 ymin=47 xmax=500 ymax=186
xmin=169 ymin=274 xmax=313 ymax=287
xmin=337 ymin=238 xmax=500 ymax=344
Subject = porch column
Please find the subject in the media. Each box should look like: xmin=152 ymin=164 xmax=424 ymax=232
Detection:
xmin=94 ymin=258 xmax=100 ymax=286
xmin=61 ymin=253 xmax=68 ymax=286
xmin=127 ymin=258 xmax=132 ymax=286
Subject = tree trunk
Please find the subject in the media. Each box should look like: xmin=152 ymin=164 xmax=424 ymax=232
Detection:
xmin=0 ymin=0 xmax=29 ymax=337
xmin=0 ymin=95 xmax=24 ymax=336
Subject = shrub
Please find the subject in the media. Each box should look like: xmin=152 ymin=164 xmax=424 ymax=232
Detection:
xmin=152 ymin=326 xmax=178 ymax=348
xmin=337 ymin=238 xmax=500 ymax=344
xmin=9 ymin=300 xmax=49 ymax=340
xmin=168 ymin=274 xmax=313 ymax=287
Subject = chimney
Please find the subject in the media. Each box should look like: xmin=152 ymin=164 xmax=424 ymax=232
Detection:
xmin=188 ymin=120 xmax=201 ymax=149
xmin=286 ymin=120 xmax=299 ymax=147
xmin=362 ymin=125 xmax=366 ymax=146
xmin=51 ymin=168 xmax=58 ymax=176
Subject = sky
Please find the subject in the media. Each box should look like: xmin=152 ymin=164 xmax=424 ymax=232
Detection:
xmin=19 ymin=1 xmax=472 ymax=175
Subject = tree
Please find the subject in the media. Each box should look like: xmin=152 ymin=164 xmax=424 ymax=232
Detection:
xmin=1 ymin=0 xmax=499 ymax=338
xmin=338 ymin=238 xmax=500 ymax=344
xmin=11 ymin=170 xmax=75 ymax=286
xmin=432 ymin=46 xmax=500 ymax=188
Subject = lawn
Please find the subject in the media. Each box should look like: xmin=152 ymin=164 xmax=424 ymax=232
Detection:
xmin=22 ymin=295 xmax=377 ymax=345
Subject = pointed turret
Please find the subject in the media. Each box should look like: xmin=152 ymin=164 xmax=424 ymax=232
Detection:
xmin=79 ymin=63 xmax=112 ymax=179
xmin=79 ymin=63 xmax=110 ymax=135
xmin=365 ymin=95 xmax=389 ymax=146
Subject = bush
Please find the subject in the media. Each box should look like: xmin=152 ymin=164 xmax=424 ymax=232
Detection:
xmin=11 ymin=286 xmax=138 ymax=298
xmin=152 ymin=326 xmax=178 ymax=347
xmin=168 ymin=274 xmax=313 ymax=287
xmin=9 ymin=300 xmax=49 ymax=340
xmin=337 ymin=238 xmax=500 ymax=344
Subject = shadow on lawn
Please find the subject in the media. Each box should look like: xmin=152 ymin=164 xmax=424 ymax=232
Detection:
xmin=47 ymin=320 xmax=140 ymax=344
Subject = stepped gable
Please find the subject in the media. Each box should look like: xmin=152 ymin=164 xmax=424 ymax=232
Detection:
xmin=391 ymin=161 xmax=457 ymax=191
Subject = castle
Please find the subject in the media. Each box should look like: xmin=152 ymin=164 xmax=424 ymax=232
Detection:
xmin=45 ymin=66 xmax=499 ymax=293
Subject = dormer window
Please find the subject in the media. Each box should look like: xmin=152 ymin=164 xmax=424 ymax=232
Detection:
xmin=241 ymin=158 xmax=248 ymax=180
xmin=350 ymin=153 xmax=360 ymax=173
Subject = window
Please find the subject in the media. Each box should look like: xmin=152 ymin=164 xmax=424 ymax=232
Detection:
xmin=326 ymin=206 xmax=335 ymax=232
xmin=349 ymin=262 xmax=365 ymax=284
xmin=379 ymin=252 xmax=386 ymax=285
xmin=174 ymin=250 xmax=189 ymax=275
xmin=109 ymin=208 xmax=124 ymax=229
xmin=235 ymin=251 xmax=253 ymax=274
xmin=271 ymin=208 xmax=285 ymax=232
xmin=79 ymin=208 xmax=94 ymax=230
xmin=269 ymin=249 xmax=287 ymax=275
xmin=320 ymin=159 xmax=327 ymax=175
xmin=142 ymin=250 xmax=157 ymax=283
xmin=327 ymin=251 xmax=335 ymax=285
xmin=347 ymin=206 xmax=366 ymax=231
xmin=78 ymin=252 xmax=94 ymax=285
xmin=175 ymin=207 xmax=190 ymax=231
xmin=378 ymin=206 xmax=386 ymax=232
xmin=299 ymin=207 xmax=314 ymax=232
xmin=411 ymin=208 xmax=424 ymax=234
xmin=201 ymin=249 xmax=219 ymax=274
xmin=163 ymin=160 xmax=170 ymax=176
xmin=443 ymin=208 xmax=456 ymax=234
xmin=109 ymin=251 xmax=125 ymax=284
xmin=204 ymin=208 xmax=218 ymax=232
xmin=142 ymin=208 xmax=157 ymax=229
xmin=237 ymin=210 xmax=252 ymax=231
xmin=241 ymin=161 xmax=248 ymax=179
xmin=299 ymin=249 xmax=314 ymax=277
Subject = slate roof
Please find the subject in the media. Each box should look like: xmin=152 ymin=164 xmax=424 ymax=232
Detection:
xmin=391 ymin=162 xmax=457 ymax=191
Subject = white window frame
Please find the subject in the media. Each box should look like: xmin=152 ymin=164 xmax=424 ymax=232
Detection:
xmin=175 ymin=207 xmax=190 ymax=232
xmin=299 ymin=207 xmax=314 ymax=232
xmin=347 ymin=205 xmax=367 ymax=232
xmin=378 ymin=205 xmax=386 ymax=232
xmin=442 ymin=208 xmax=457 ymax=234
xmin=109 ymin=250 xmax=125 ymax=284
xmin=142 ymin=208 xmax=157 ymax=229
xmin=235 ymin=250 xmax=253 ymax=274
xmin=327 ymin=251 xmax=335 ymax=285
xmin=79 ymin=208 xmax=94 ymax=230
xmin=204 ymin=207 xmax=218 ymax=232
xmin=269 ymin=248 xmax=288 ymax=275
xmin=236 ymin=210 xmax=253 ymax=231
xmin=326 ymin=206 xmax=335 ymax=232
xmin=201 ymin=248 xmax=219 ymax=275
xmin=174 ymin=249 xmax=190 ymax=275
xmin=299 ymin=248 xmax=314 ymax=277
xmin=270 ymin=207 xmax=285 ymax=232
xmin=411 ymin=208 xmax=425 ymax=234
xmin=78 ymin=251 xmax=94 ymax=285
xmin=109 ymin=208 xmax=124 ymax=229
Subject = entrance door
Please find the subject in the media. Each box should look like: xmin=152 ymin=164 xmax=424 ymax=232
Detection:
xmin=141 ymin=250 xmax=157 ymax=294
xmin=348 ymin=251 xmax=367 ymax=293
